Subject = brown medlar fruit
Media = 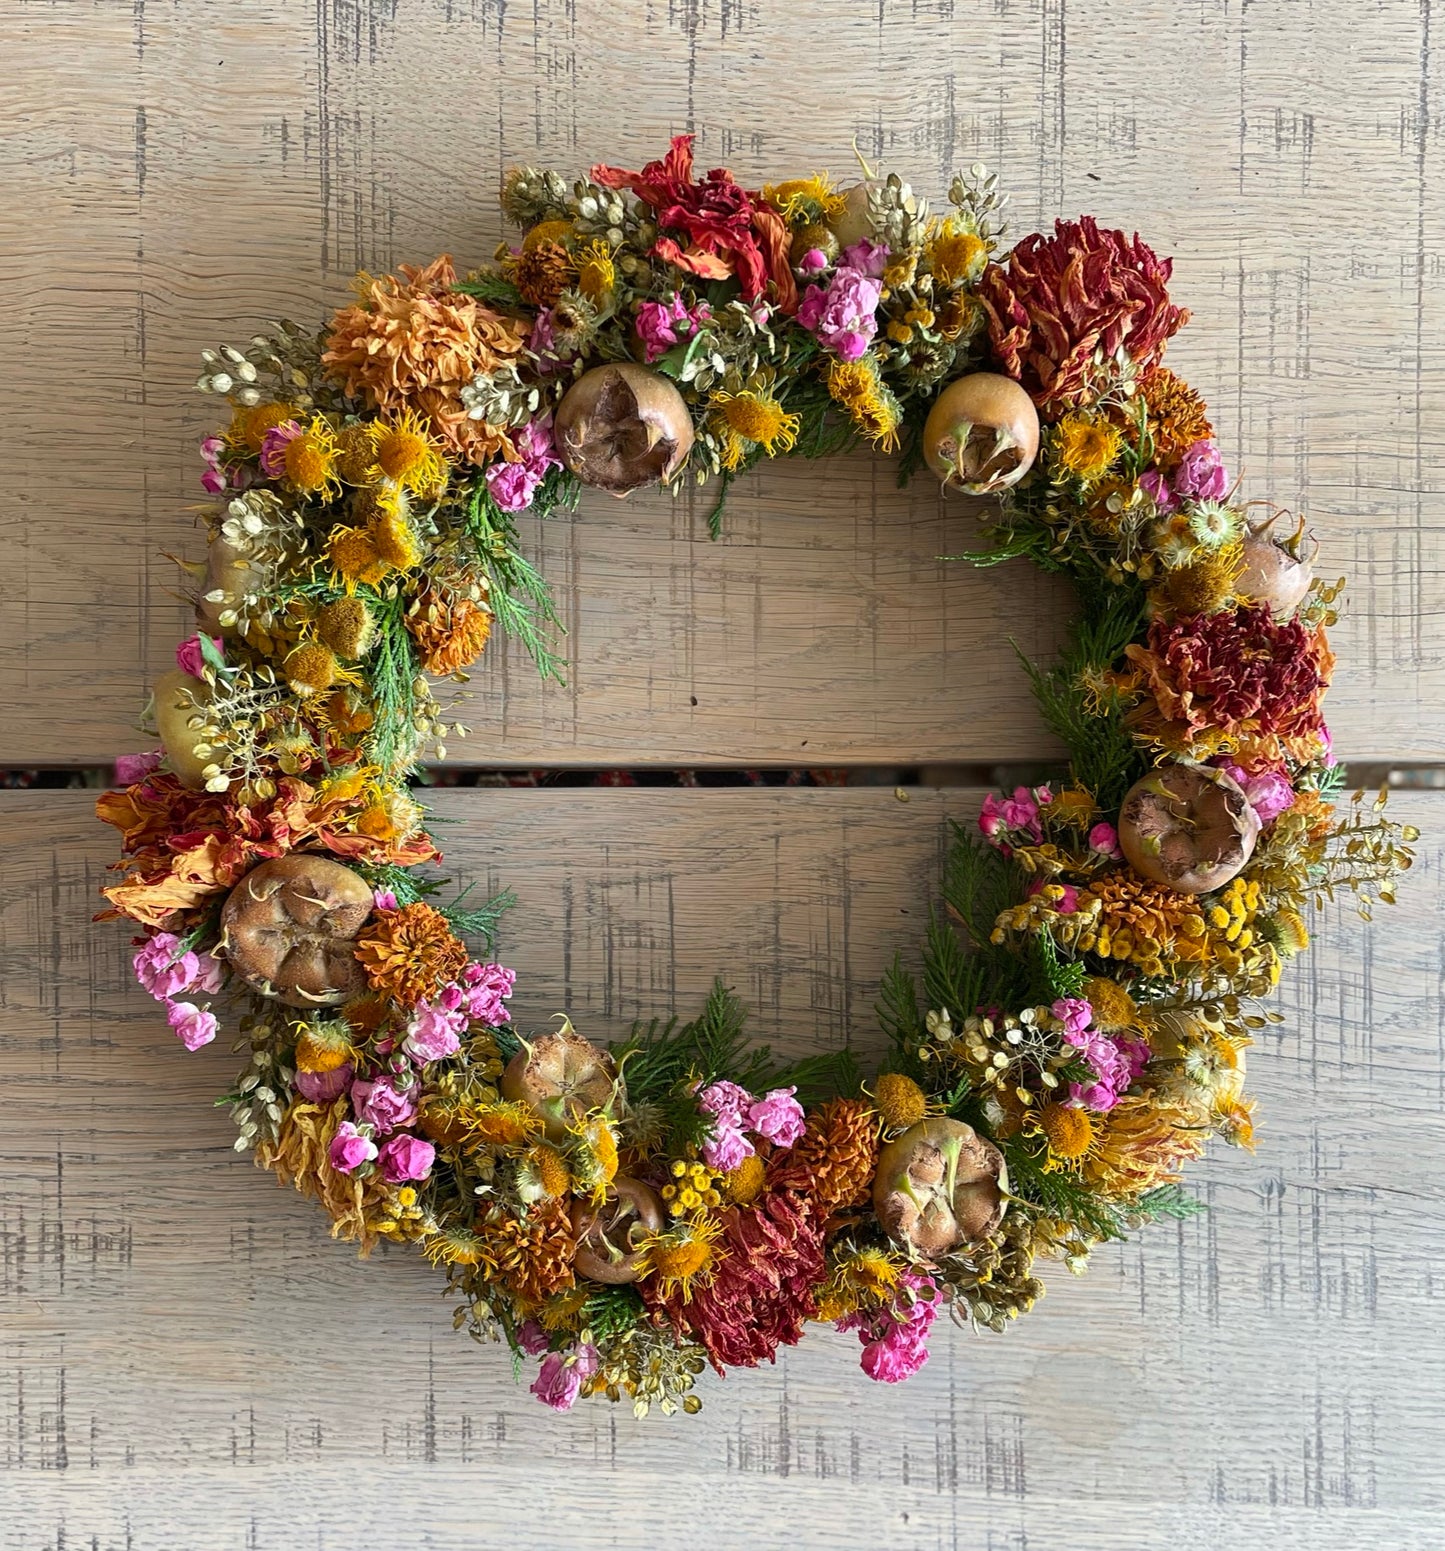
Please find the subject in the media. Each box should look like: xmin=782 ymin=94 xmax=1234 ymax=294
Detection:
xmin=923 ymin=373 xmax=1041 ymax=494
xmin=554 ymin=363 xmax=694 ymax=495
xmin=220 ymin=855 xmax=373 ymax=1007
xmin=500 ymin=1022 xmax=619 ymax=1141
xmin=152 ymin=667 xmax=214 ymax=791
xmin=1117 ymin=764 xmax=1261 ymax=896
xmin=873 ymin=1118 xmax=1007 ymax=1260
xmin=195 ymin=534 xmax=266 ymax=638
xmin=571 ymin=1176 xmax=666 ymax=1284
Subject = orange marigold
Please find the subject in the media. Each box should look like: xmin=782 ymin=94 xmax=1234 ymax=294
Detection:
xmin=475 ymin=1199 xmax=576 ymax=1310
xmin=768 ymin=1098 xmax=879 ymax=1213
xmin=502 ymin=239 xmax=576 ymax=307
xmin=1139 ymin=365 xmax=1213 ymax=470
xmin=406 ymin=588 xmax=494 ymax=676
xmin=321 ymin=256 xmax=526 ymax=464
xmin=353 ymin=901 xmax=467 ymax=1004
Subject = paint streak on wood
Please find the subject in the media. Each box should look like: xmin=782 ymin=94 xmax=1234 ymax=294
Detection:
xmin=2 ymin=789 xmax=1442 ymax=1549
xmin=1 ymin=0 xmax=1443 ymax=765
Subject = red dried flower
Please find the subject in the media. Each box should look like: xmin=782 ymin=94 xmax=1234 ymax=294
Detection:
xmin=642 ymin=1188 xmax=825 ymax=1373
xmin=980 ymin=218 xmax=1188 ymax=415
xmin=591 ymin=135 xmax=796 ymax=311
xmin=1120 ymin=603 xmax=1333 ymax=758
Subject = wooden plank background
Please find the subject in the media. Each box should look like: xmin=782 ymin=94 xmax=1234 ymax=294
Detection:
xmin=2 ymin=0 xmax=1444 ymax=765
xmin=3 ymin=789 xmax=1443 ymax=1550
xmin=5 ymin=0 xmax=1445 ymax=1547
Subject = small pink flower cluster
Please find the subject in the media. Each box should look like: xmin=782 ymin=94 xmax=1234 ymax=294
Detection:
xmin=978 ymin=783 xmax=1053 ymax=851
xmin=634 ymin=294 xmax=711 ymax=363
xmin=1053 ymin=997 xmax=1149 ymax=1111
xmin=517 ymin=1320 xmax=600 ymax=1410
xmin=132 ymin=932 xmax=225 ymax=1051
xmin=696 ymin=1079 xmax=806 ymax=1171
xmin=402 ymin=961 xmax=516 ymax=1064
xmin=1140 ymin=437 xmax=1230 ymax=512
xmin=485 ymin=416 xmax=562 ymax=513
xmin=1217 ymin=761 xmax=1296 ymax=827
xmin=199 ymin=435 xmax=252 ymax=495
xmin=795 ymin=239 xmax=888 ymax=360
xmin=836 ymin=1270 xmax=940 ymax=1383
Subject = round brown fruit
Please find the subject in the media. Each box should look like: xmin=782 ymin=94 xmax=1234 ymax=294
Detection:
xmin=152 ymin=667 xmax=215 ymax=790
xmin=571 ymin=1176 xmax=666 ymax=1284
xmin=554 ymin=363 xmax=694 ymax=496
xmin=922 ymin=373 xmax=1041 ymax=495
xmin=1236 ymin=514 xmax=1316 ymax=619
xmin=872 ymin=1117 xmax=1007 ymax=1260
xmin=500 ymin=1023 xmax=618 ymax=1141
xmin=220 ymin=855 xmax=373 ymax=1007
xmin=828 ymin=179 xmax=881 ymax=250
xmin=1117 ymin=764 xmax=1262 ymax=896
xmin=195 ymin=535 xmax=266 ymax=638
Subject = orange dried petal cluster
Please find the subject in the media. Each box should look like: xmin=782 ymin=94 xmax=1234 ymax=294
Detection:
xmin=406 ymin=588 xmax=494 ymax=676
xmin=768 ymin=1097 xmax=879 ymax=1213
xmin=476 ymin=1198 xmax=576 ymax=1310
xmin=1138 ymin=365 xmax=1213 ymax=469
xmin=322 ymin=256 xmax=526 ymax=464
xmin=353 ymin=901 xmax=467 ymax=1004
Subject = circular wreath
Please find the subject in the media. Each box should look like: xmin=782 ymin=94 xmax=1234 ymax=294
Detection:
xmin=98 ymin=137 xmax=1416 ymax=1418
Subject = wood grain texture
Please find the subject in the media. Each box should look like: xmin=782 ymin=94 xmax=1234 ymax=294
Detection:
xmin=2 ymin=0 xmax=1443 ymax=765
xmin=4 ymin=788 xmax=1443 ymax=1549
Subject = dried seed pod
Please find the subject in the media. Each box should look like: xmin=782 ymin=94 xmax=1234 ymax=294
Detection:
xmin=152 ymin=667 xmax=214 ymax=790
xmin=1236 ymin=512 xmax=1317 ymax=619
xmin=1117 ymin=764 xmax=1261 ymax=895
xmin=873 ymin=1118 xmax=1006 ymax=1259
xmin=554 ymin=363 xmax=694 ymax=495
xmin=571 ymin=1175 xmax=666 ymax=1285
xmin=500 ymin=1022 xmax=618 ymax=1141
xmin=221 ymin=855 xmax=373 ymax=1007
xmin=922 ymin=373 xmax=1041 ymax=494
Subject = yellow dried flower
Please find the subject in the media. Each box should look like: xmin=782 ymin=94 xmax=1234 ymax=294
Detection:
xmin=227 ymin=401 xmax=293 ymax=455
xmin=926 ymin=224 xmax=986 ymax=285
xmin=872 ymin=1072 xmax=927 ymax=1132
xmin=824 ymin=357 xmax=902 ymax=450
xmin=574 ymin=240 xmax=616 ymax=303
xmin=327 ymin=526 xmax=393 ymax=588
xmin=1083 ymin=975 xmax=1137 ymax=1033
xmin=720 ymin=1153 xmax=766 ymax=1206
xmin=1053 ymin=412 xmax=1122 ymax=483
xmin=317 ymin=597 xmax=375 ymax=659
xmin=710 ymin=386 xmax=800 ymax=471
xmin=284 ymin=642 xmax=339 ymax=697
xmin=635 ymin=1215 xmax=723 ymax=1301
xmin=369 ymin=411 xmax=450 ymax=497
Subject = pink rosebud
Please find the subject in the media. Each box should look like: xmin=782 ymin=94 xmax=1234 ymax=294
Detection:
xmin=798 ymin=247 xmax=829 ymax=274
xmin=350 ymin=1075 xmax=418 ymax=1137
xmin=201 ymin=466 xmax=227 ymax=495
xmin=372 ymin=888 xmax=399 ymax=912
xmin=115 ymin=750 xmax=162 ymax=785
xmin=530 ymin=1345 xmax=600 ymax=1412
xmin=746 ymin=1086 xmax=806 ymax=1147
xmin=165 ymin=999 xmax=217 ymax=1051
xmin=1087 ymin=821 xmax=1122 ymax=859
xmin=516 ymin=1320 xmax=550 ymax=1356
xmin=328 ymin=1119 xmax=378 ymax=1174
xmin=295 ymin=1062 xmax=354 ymax=1102
xmin=1139 ymin=468 xmax=1177 ymax=512
xmin=175 ymin=635 xmax=223 ymax=679
xmin=134 ymin=933 xmax=201 ymax=1000
xmin=377 ymin=1133 xmax=435 ymax=1184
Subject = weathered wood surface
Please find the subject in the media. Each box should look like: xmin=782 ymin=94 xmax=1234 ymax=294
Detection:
xmin=3 ymin=788 xmax=1443 ymax=1550
xmin=3 ymin=0 xmax=1444 ymax=765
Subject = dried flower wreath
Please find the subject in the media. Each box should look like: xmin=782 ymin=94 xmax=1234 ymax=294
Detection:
xmin=98 ymin=138 xmax=1415 ymax=1416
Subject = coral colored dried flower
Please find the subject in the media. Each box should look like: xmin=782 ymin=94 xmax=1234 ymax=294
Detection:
xmin=1121 ymin=604 xmax=1332 ymax=756
xmin=1139 ymin=364 xmax=1213 ymax=466
xmin=405 ymin=588 xmax=493 ymax=677
xmin=476 ymin=1199 xmax=576 ymax=1310
xmin=354 ymin=902 xmax=467 ymax=1005
xmin=980 ymin=217 xmax=1189 ymax=413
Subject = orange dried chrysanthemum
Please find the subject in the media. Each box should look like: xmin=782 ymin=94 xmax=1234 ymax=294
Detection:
xmin=353 ymin=901 xmax=467 ymax=1004
xmin=406 ymin=588 xmax=493 ymax=676
xmin=1138 ymin=365 xmax=1213 ymax=470
xmin=503 ymin=239 xmax=576 ymax=308
xmin=322 ymin=256 xmax=526 ymax=464
xmin=476 ymin=1199 xmax=576 ymax=1310
xmin=768 ymin=1098 xmax=879 ymax=1213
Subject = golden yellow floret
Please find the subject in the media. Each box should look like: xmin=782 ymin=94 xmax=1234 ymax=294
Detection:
xmin=1053 ymin=412 xmax=1123 ymax=484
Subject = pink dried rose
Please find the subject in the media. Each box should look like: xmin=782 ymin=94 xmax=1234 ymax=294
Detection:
xmin=530 ymin=1344 xmax=600 ymax=1412
xmin=1139 ymin=467 xmax=1177 ymax=512
xmin=746 ymin=1086 xmax=806 ymax=1147
xmin=377 ymin=1133 xmax=436 ymax=1184
xmin=328 ymin=1119 xmax=378 ymax=1174
xmin=350 ymin=1075 xmax=418 ymax=1136
xmin=697 ymin=1079 xmax=757 ymax=1171
xmin=165 ymin=999 xmax=218 ymax=1052
xmin=372 ymin=888 xmax=399 ymax=912
xmin=979 ymin=784 xmax=1051 ymax=848
xmin=634 ymin=295 xmax=707 ymax=363
xmin=133 ymin=932 xmax=200 ymax=1000
xmin=1174 ymin=438 xmax=1229 ymax=502
xmin=295 ymin=1062 xmax=354 ymax=1102
xmin=1088 ymin=821 xmax=1123 ymax=859
xmin=485 ymin=414 xmax=562 ymax=513
xmin=1218 ymin=762 xmax=1296 ymax=827
xmin=459 ymin=961 xmax=516 ymax=1025
xmin=174 ymin=634 xmax=223 ymax=679
xmin=1051 ymin=997 xmax=1094 ymax=1039
xmin=115 ymin=750 xmax=163 ymax=785
xmin=200 ymin=435 xmax=228 ymax=494
xmin=403 ymin=998 xmax=467 ymax=1064
xmin=516 ymin=1320 xmax=550 ymax=1356
xmin=842 ymin=238 xmax=889 ymax=278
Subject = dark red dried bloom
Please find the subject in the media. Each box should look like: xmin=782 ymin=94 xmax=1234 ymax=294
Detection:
xmin=980 ymin=218 xmax=1189 ymax=415
xmin=590 ymin=134 xmax=795 ymax=311
xmin=643 ymin=1188 xmax=825 ymax=1374
xmin=1121 ymin=603 xmax=1333 ymax=754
